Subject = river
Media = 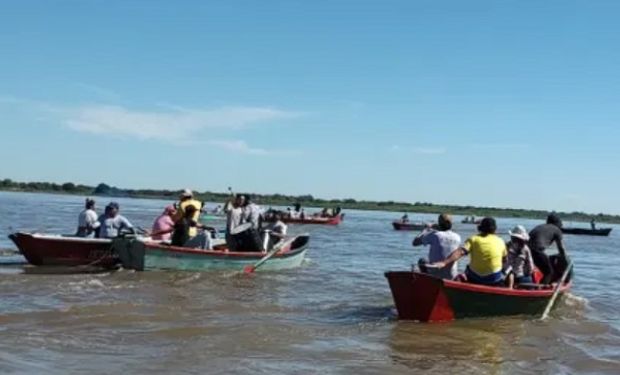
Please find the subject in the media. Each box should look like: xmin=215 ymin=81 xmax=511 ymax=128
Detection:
xmin=0 ymin=191 xmax=618 ymax=374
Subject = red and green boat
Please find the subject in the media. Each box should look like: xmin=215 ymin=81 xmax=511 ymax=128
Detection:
xmin=264 ymin=214 xmax=344 ymax=226
xmin=385 ymin=271 xmax=571 ymax=322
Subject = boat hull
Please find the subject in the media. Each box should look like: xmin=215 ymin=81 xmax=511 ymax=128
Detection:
xmin=385 ymin=271 xmax=570 ymax=322
xmin=118 ymin=235 xmax=310 ymax=272
xmin=8 ymin=232 xmax=117 ymax=267
xmin=264 ymin=214 xmax=343 ymax=225
xmin=561 ymin=227 xmax=612 ymax=236
xmin=392 ymin=222 xmax=437 ymax=231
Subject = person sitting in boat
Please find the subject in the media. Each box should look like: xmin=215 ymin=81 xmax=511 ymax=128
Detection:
xmin=151 ymin=205 xmax=177 ymax=241
xmin=401 ymin=213 xmax=409 ymax=223
xmin=171 ymin=205 xmax=216 ymax=249
xmin=504 ymin=225 xmax=535 ymax=288
xmin=430 ymin=217 xmax=507 ymax=286
xmin=96 ymin=202 xmax=134 ymax=238
xmin=413 ymin=213 xmax=461 ymax=280
xmin=76 ymin=198 xmax=100 ymax=237
xmin=265 ymin=213 xmax=288 ymax=249
xmin=172 ymin=189 xmax=202 ymax=238
xmin=528 ymin=213 xmax=568 ymax=284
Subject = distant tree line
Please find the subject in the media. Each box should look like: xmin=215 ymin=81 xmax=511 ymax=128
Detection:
xmin=1 ymin=177 xmax=618 ymax=224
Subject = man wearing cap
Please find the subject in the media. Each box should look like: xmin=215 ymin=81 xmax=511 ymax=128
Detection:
xmin=76 ymin=198 xmax=100 ymax=237
xmin=413 ymin=213 xmax=461 ymax=280
xmin=528 ymin=213 xmax=568 ymax=284
xmin=96 ymin=202 xmax=134 ymax=238
xmin=172 ymin=189 xmax=202 ymax=239
xmin=505 ymin=225 xmax=535 ymax=288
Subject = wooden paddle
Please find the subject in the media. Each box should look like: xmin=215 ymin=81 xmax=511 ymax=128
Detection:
xmin=243 ymin=236 xmax=297 ymax=274
xmin=540 ymin=259 xmax=573 ymax=320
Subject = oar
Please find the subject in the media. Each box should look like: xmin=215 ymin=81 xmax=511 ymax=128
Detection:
xmin=540 ymin=259 xmax=573 ymax=320
xmin=243 ymin=236 xmax=297 ymax=274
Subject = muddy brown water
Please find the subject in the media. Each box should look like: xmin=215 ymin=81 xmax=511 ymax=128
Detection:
xmin=1 ymin=192 xmax=618 ymax=374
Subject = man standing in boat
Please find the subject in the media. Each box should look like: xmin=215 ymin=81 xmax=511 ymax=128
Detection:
xmin=224 ymin=194 xmax=245 ymax=251
xmin=76 ymin=198 xmax=100 ymax=237
xmin=413 ymin=213 xmax=461 ymax=279
xmin=528 ymin=213 xmax=568 ymax=284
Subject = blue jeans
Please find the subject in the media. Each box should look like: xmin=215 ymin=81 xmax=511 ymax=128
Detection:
xmin=515 ymin=275 xmax=533 ymax=284
xmin=466 ymin=267 xmax=504 ymax=286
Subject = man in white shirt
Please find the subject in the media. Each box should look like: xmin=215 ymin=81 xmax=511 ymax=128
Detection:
xmin=413 ymin=213 xmax=461 ymax=280
xmin=76 ymin=198 xmax=100 ymax=237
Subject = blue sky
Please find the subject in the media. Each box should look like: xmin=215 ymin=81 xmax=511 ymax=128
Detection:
xmin=1 ymin=0 xmax=619 ymax=214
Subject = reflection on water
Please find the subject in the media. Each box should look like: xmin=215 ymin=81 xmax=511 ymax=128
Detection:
xmin=1 ymin=191 xmax=620 ymax=374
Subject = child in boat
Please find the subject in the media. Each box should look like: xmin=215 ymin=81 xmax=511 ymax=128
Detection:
xmin=504 ymin=225 xmax=535 ymax=288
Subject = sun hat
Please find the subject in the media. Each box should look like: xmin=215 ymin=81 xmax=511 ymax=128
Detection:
xmin=180 ymin=189 xmax=193 ymax=198
xmin=509 ymin=225 xmax=529 ymax=241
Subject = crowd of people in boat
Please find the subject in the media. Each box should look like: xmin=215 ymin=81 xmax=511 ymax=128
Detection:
xmin=413 ymin=213 xmax=569 ymax=288
xmin=74 ymin=190 xmax=297 ymax=252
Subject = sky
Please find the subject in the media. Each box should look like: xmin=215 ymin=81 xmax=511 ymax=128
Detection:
xmin=1 ymin=0 xmax=620 ymax=214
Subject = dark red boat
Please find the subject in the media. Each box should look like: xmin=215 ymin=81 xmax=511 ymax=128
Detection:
xmin=392 ymin=221 xmax=438 ymax=231
xmin=385 ymin=271 xmax=571 ymax=322
xmin=8 ymin=232 xmax=118 ymax=268
xmin=264 ymin=214 xmax=343 ymax=225
xmin=561 ymin=227 xmax=612 ymax=236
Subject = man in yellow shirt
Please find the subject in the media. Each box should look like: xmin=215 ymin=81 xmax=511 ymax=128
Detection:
xmin=173 ymin=189 xmax=202 ymax=238
xmin=430 ymin=217 xmax=507 ymax=285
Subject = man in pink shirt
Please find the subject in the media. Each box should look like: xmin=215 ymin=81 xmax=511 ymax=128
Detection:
xmin=151 ymin=205 xmax=177 ymax=241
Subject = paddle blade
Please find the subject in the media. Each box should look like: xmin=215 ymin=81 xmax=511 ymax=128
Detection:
xmin=243 ymin=265 xmax=255 ymax=274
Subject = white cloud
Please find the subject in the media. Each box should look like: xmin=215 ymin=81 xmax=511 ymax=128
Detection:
xmin=209 ymin=139 xmax=269 ymax=155
xmin=62 ymin=104 xmax=299 ymax=142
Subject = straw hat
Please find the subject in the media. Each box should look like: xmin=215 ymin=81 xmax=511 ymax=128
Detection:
xmin=508 ymin=225 xmax=529 ymax=241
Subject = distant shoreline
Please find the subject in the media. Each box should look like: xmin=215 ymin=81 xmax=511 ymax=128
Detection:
xmin=1 ymin=178 xmax=618 ymax=224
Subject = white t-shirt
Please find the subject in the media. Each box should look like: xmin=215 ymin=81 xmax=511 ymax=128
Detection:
xmin=77 ymin=209 xmax=100 ymax=231
xmin=271 ymin=220 xmax=287 ymax=236
xmin=420 ymin=229 xmax=461 ymax=279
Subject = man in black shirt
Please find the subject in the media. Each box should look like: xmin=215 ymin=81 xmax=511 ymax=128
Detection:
xmin=528 ymin=213 xmax=567 ymax=284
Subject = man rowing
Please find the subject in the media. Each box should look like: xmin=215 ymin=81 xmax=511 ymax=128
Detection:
xmin=528 ymin=213 xmax=568 ymax=284
xmin=96 ymin=202 xmax=134 ymax=238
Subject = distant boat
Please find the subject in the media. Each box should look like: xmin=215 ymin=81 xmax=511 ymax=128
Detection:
xmin=392 ymin=221 xmax=437 ymax=231
xmin=461 ymin=218 xmax=481 ymax=225
xmin=264 ymin=214 xmax=343 ymax=226
xmin=561 ymin=227 xmax=612 ymax=236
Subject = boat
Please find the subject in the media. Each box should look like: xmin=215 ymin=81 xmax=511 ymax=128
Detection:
xmin=115 ymin=234 xmax=310 ymax=272
xmin=385 ymin=264 xmax=571 ymax=322
xmin=461 ymin=219 xmax=481 ymax=225
xmin=264 ymin=214 xmax=343 ymax=226
xmin=392 ymin=221 xmax=438 ymax=231
xmin=8 ymin=232 xmax=119 ymax=268
xmin=561 ymin=227 xmax=612 ymax=236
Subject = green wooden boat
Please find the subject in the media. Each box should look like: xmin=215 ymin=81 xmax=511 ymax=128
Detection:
xmin=114 ymin=235 xmax=310 ymax=272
